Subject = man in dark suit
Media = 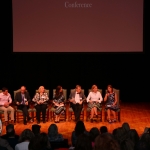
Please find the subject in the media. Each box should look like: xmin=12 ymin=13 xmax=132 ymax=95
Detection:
xmin=15 ymin=86 xmax=32 ymax=125
xmin=69 ymin=85 xmax=86 ymax=122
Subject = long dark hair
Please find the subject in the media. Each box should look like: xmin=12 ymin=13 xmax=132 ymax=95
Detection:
xmin=75 ymin=121 xmax=86 ymax=137
xmin=55 ymin=85 xmax=63 ymax=98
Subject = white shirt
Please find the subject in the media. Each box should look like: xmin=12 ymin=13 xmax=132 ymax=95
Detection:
xmin=75 ymin=92 xmax=81 ymax=103
xmin=87 ymin=91 xmax=103 ymax=103
xmin=15 ymin=141 xmax=29 ymax=150
xmin=0 ymin=93 xmax=12 ymax=105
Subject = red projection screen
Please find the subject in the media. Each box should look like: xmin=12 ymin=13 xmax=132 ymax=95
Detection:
xmin=12 ymin=0 xmax=143 ymax=52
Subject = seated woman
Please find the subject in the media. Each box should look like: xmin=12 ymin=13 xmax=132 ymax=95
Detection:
xmin=48 ymin=124 xmax=64 ymax=142
xmin=87 ymin=85 xmax=103 ymax=122
xmin=104 ymin=85 xmax=118 ymax=123
xmin=32 ymin=86 xmax=49 ymax=124
xmin=53 ymin=86 xmax=65 ymax=123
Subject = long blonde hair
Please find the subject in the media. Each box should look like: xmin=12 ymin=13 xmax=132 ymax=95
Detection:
xmin=91 ymin=85 xmax=97 ymax=91
xmin=38 ymin=86 xmax=45 ymax=93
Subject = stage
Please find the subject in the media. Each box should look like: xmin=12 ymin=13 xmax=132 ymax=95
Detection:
xmin=1 ymin=102 xmax=150 ymax=145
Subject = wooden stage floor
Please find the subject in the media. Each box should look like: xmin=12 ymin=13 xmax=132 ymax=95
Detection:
xmin=1 ymin=102 xmax=150 ymax=145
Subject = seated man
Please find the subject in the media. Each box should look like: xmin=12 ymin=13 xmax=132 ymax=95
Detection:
xmin=0 ymin=87 xmax=14 ymax=125
xmin=15 ymin=86 xmax=33 ymax=125
xmin=69 ymin=85 xmax=86 ymax=122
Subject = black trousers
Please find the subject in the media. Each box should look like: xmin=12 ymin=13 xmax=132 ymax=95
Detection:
xmin=18 ymin=105 xmax=30 ymax=122
xmin=71 ymin=103 xmax=83 ymax=121
xmin=35 ymin=104 xmax=47 ymax=122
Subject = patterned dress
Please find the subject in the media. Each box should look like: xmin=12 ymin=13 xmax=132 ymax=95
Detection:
xmin=53 ymin=94 xmax=65 ymax=115
xmin=105 ymin=92 xmax=118 ymax=110
xmin=32 ymin=92 xmax=49 ymax=105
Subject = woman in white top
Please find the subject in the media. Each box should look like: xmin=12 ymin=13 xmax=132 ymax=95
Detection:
xmin=15 ymin=129 xmax=34 ymax=150
xmin=87 ymin=85 xmax=103 ymax=122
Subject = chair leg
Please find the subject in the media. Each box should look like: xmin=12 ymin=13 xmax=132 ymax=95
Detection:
xmin=86 ymin=111 xmax=88 ymax=121
xmin=53 ymin=112 xmax=55 ymax=121
xmin=14 ymin=111 xmax=16 ymax=123
xmin=100 ymin=111 xmax=102 ymax=122
xmin=31 ymin=111 xmax=34 ymax=122
xmin=47 ymin=110 xmax=49 ymax=122
xmin=104 ymin=111 xmax=107 ymax=122
xmin=17 ymin=112 xmax=19 ymax=123
xmin=118 ymin=112 xmax=120 ymax=122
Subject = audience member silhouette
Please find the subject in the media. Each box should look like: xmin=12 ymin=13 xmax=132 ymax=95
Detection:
xmin=75 ymin=134 xmax=92 ymax=150
xmin=71 ymin=120 xmax=89 ymax=146
xmin=48 ymin=124 xmax=64 ymax=142
xmin=89 ymin=127 xmax=99 ymax=148
xmin=15 ymin=129 xmax=34 ymax=150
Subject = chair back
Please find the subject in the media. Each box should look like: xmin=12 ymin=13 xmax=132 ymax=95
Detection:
xmin=105 ymin=88 xmax=120 ymax=107
xmin=70 ymin=89 xmax=84 ymax=94
xmin=35 ymin=89 xmax=49 ymax=97
xmin=88 ymin=89 xmax=102 ymax=95
xmin=53 ymin=89 xmax=67 ymax=101
xmin=14 ymin=89 xmax=21 ymax=100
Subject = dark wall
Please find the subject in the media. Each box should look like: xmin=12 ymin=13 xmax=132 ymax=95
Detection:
xmin=1 ymin=0 xmax=148 ymax=102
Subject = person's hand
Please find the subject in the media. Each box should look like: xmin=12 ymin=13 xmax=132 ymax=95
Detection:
xmin=70 ymin=98 xmax=75 ymax=103
xmin=107 ymin=93 xmax=110 ymax=96
xmin=112 ymin=103 xmax=116 ymax=106
xmin=37 ymin=101 xmax=41 ymax=105
xmin=4 ymin=102 xmax=9 ymax=107
xmin=79 ymin=101 xmax=83 ymax=105
xmin=16 ymin=102 xmax=20 ymax=105
xmin=25 ymin=101 xmax=28 ymax=105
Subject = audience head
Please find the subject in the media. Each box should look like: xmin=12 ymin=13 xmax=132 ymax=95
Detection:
xmin=75 ymin=85 xmax=81 ymax=93
xmin=28 ymin=132 xmax=51 ymax=150
xmin=122 ymin=122 xmax=130 ymax=133
xmin=48 ymin=124 xmax=59 ymax=138
xmin=38 ymin=86 xmax=45 ymax=93
xmin=6 ymin=124 xmax=15 ymax=137
xmin=140 ymin=133 xmax=150 ymax=148
xmin=20 ymin=86 xmax=26 ymax=94
xmin=75 ymin=120 xmax=86 ymax=137
xmin=2 ymin=87 xmax=8 ymax=95
xmin=89 ymin=127 xmax=99 ymax=142
xmin=100 ymin=126 xmax=108 ymax=134
xmin=128 ymin=129 xmax=139 ymax=145
xmin=112 ymin=127 xmax=126 ymax=144
xmin=32 ymin=124 xmax=41 ymax=136
xmin=120 ymin=139 xmax=134 ymax=150
xmin=94 ymin=134 xmax=120 ymax=150
xmin=55 ymin=85 xmax=63 ymax=97
xmin=91 ymin=85 xmax=98 ymax=93
xmin=19 ymin=129 xmax=34 ymax=143
xmin=75 ymin=134 xmax=92 ymax=150
xmin=107 ymin=85 xmax=113 ymax=93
